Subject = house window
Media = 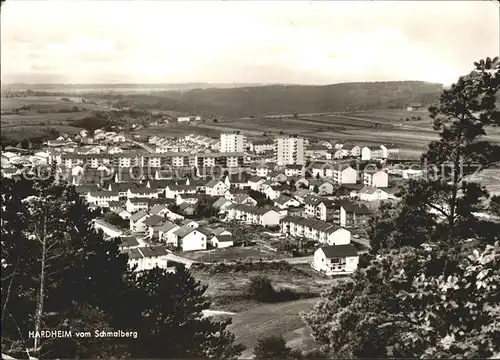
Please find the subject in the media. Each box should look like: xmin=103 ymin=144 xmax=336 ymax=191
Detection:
xmin=331 ymin=258 xmax=340 ymax=264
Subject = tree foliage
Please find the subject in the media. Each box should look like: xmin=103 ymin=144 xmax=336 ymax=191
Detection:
xmin=304 ymin=243 xmax=500 ymax=358
xmin=1 ymin=177 xmax=243 ymax=359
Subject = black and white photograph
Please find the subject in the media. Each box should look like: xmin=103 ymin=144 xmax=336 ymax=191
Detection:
xmin=1 ymin=0 xmax=499 ymax=359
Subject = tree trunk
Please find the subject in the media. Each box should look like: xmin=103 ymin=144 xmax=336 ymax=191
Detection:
xmin=33 ymin=214 xmax=47 ymax=356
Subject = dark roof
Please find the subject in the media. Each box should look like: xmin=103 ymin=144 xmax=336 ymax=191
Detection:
xmin=213 ymin=197 xmax=232 ymax=208
xmin=127 ymin=198 xmax=149 ymax=204
xmin=157 ymin=221 xmax=178 ymax=232
xmin=174 ymin=225 xmax=196 ymax=238
xmin=143 ymin=215 xmax=165 ymax=227
xmin=233 ymin=193 xmax=254 ymax=204
xmin=320 ymin=244 xmax=358 ymax=258
xmin=106 ymin=182 xmax=140 ymax=191
xmin=215 ymin=235 xmax=234 ymax=243
xmin=130 ymin=210 xmax=148 ymax=222
xmin=130 ymin=187 xmax=157 ymax=194
xmin=274 ymin=195 xmax=295 ymax=205
xmin=139 ymin=246 xmax=169 ymax=258
xmin=120 ymin=236 xmax=139 ymax=248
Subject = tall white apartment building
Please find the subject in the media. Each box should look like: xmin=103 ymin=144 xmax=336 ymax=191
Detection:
xmin=274 ymin=134 xmax=305 ymax=166
xmin=220 ymin=131 xmax=246 ymax=153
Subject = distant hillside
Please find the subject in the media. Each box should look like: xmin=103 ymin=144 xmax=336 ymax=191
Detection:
xmin=114 ymin=81 xmax=442 ymax=117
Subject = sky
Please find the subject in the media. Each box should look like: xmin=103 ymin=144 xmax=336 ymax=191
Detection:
xmin=1 ymin=0 xmax=499 ymax=85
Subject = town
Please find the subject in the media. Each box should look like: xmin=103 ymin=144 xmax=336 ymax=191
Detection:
xmin=2 ymin=1 xmax=499 ymax=359
xmin=2 ymin=121 xmax=426 ymax=275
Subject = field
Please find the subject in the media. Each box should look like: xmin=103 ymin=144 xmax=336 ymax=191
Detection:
xmin=181 ymin=246 xmax=287 ymax=263
xmin=1 ymin=96 xmax=120 ymax=141
xmin=191 ymin=262 xmax=340 ymax=312
xmin=228 ymin=298 xmax=319 ymax=358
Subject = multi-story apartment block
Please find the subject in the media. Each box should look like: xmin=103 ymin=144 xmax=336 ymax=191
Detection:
xmin=274 ymin=135 xmax=304 ymax=166
xmin=195 ymin=153 xmax=245 ymax=169
xmin=143 ymin=152 xmax=191 ymax=168
xmin=220 ymin=131 xmax=246 ymax=153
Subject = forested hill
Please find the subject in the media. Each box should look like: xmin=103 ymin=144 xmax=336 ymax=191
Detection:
xmin=114 ymin=81 xmax=443 ymax=117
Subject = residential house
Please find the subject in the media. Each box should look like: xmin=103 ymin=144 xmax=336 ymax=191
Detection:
xmin=158 ymin=221 xmax=180 ymax=247
xmin=119 ymin=236 xmax=140 ymax=251
xmin=174 ymin=226 xmax=207 ymax=251
xmin=86 ymin=191 xmax=119 ymax=208
xmin=280 ymin=216 xmax=351 ymax=245
xmin=126 ymin=198 xmax=150 ymax=213
xmin=248 ymin=176 xmax=266 ymax=191
xmin=164 ymin=185 xmax=197 ymax=199
xmin=226 ymin=204 xmax=280 ymax=226
xmin=127 ymin=188 xmax=159 ymax=199
xmin=205 ymin=179 xmax=229 ymax=196
xmin=129 ymin=210 xmax=149 ymax=233
xmin=176 ymin=194 xmax=201 ymax=206
xmin=233 ymin=193 xmax=258 ymax=206
xmin=284 ymin=165 xmax=304 ymax=177
xmin=293 ymin=189 xmax=312 ymax=204
xmin=124 ymin=246 xmax=170 ymax=272
xmin=315 ymin=199 xmax=339 ymax=222
xmin=303 ymin=196 xmax=324 ymax=217
xmin=363 ymin=169 xmax=389 ymax=188
xmin=93 ymin=219 xmax=123 ymax=239
xmin=338 ymin=201 xmax=372 ymax=227
xmin=357 ymin=186 xmax=390 ymax=201
xmin=149 ymin=204 xmax=171 ymax=217
xmin=212 ymin=197 xmax=234 ymax=213
xmin=212 ymin=235 xmax=234 ymax=248
xmin=308 ymin=180 xmax=334 ymax=195
xmin=180 ymin=219 xmax=199 ymax=228
xmin=327 ymin=165 xmax=357 ymax=185
xmin=361 ymin=146 xmax=384 ymax=161
xmin=144 ymin=215 xmax=166 ymax=239
xmin=179 ymin=202 xmax=196 ymax=216
xmin=262 ymin=184 xmax=282 ymax=200
xmin=274 ymin=195 xmax=301 ymax=209
xmin=270 ymin=172 xmax=288 ymax=183
xmin=313 ymin=245 xmax=359 ymax=275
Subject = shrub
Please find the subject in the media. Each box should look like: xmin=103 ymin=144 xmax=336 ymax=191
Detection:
xmin=247 ymin=275 xmax=275 ymax=302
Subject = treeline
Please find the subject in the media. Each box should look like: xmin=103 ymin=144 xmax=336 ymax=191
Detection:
xmin=111 ymin=81 xmax=442 ymax=117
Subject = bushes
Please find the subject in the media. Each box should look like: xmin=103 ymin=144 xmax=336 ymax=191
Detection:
xmin=248 ymin=275 xmax=275 ymax=302
xmin=247 ymin=275 xmax=307 ymax=303
xmin=192 ymin=260 xmax=310 ymax=275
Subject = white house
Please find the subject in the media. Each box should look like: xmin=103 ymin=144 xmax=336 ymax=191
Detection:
xmin=326 ymin=166 xmax=357 ymax=185
xmin=86 ymin=191 xmax=119 ymax=208
xmin=126 ymin=198 xmax=150 ymax=213
xmin=274 ymin=195 xmax=300 ymax=209
xmin=280 ymin=215 xmax=351 ymax=245
xmin=248 ymin=177 xmax=266 ymax=191
xmin=226 ymin=204 xmax=280 ymax=227
xmin=93 ymin=219 xmax=123 ymax=239
xmin=232 ymin=193 xmax=258 ymax=206
xmin=143 ymin=215 xmax=166 ymax=239
xmin=358 ymin=186 xmax=390 ymax=201
xmin=129 ymin=211 xmax=150 ymax=233
xmin=212 ymin=197 xmax=234 ymax=213
xmin=205 ymin=179 xmax=229 ymax=196
xmin=124 ymin=246 xmax=170 ymax=272
xmin=127 ymin=188 xmax=159 ymax=199
xmin=174 ymin=226 xmax=207 ymax=251
xmin=361 ymin=146 xmax=384 ymax=161
xmin=157 ymin=221 xmax=180 ymax=247
xmin=212 ymin=234 xmax=234 ymax=248
xmin=164 ymin=185 xmax=197 ymax=199
xmin=262 ymin=185 xmax=282 ymax=200
xmin=312 ymin=245 xmax=359 ymax=275
xmin=363 ymin=170 xmax=388 ymax=188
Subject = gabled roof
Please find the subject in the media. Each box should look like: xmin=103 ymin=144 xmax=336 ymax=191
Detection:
xmin=149 ymin=204 xmax=168 ymax=215
xmin=215 ymin=235 xmax=234 ymax=243
xmin=143 ymin=215 xmax=165 ymax=227
xmin=233 ymin=193 xmax=254 ymax=204
xmin=157 ymin=221 xmax=178 ymax=232
xmin=179 ymin=202 xmax=196 ymax=210
xmin=127 ymin=198 xmax=149 ymax=204
xmin=167 ymin=185 xmax=198 ymax=191
xmin=108 ymin=200 xmax=125 ymax=208
xmin=213 ymin=197 xmax=232 ymax=208
xmin=138 ymin=246 xmax=169 ymax=258
xmin=230 ymin=203 xmax=278 ymax=216
xmin=248 ymin=176 xmax=265 ymax=183
xmin=293 ymin=189 xmax=311 ymax=198
xmin=338 ymin=200 xmax=371 ymax=214
xmin=129 ymin=187 xmax=157 ymax=194
xmin=120 ymin=235 xmax=139 ymax=248
xmin=89 ymin=190 xmax=119 ymax=197
xmin=206 ymin=178 xmax=224 ymax=187
xmin=174 ymin=225 xmax=196 ymax=238
xmin=274 ymin=195 xmax=295 ymax=205
xmin=107 ymin=182 xmax=140 ymax=191
xmin=320 ymin=244 xmax=358 ymax=258
xmin=130 ymin=210 xmax=148 ymax=222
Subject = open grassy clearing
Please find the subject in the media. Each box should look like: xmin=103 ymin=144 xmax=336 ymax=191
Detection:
xmin=191 ymin=263 xmax=338 ymax=313
xmin=181 ymin=246 xmax=286 ymax=263
xmin=227 ymin=298 xmax=320 ymax=358
xmin=1 ymin=96 xmax=117 ymax=112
